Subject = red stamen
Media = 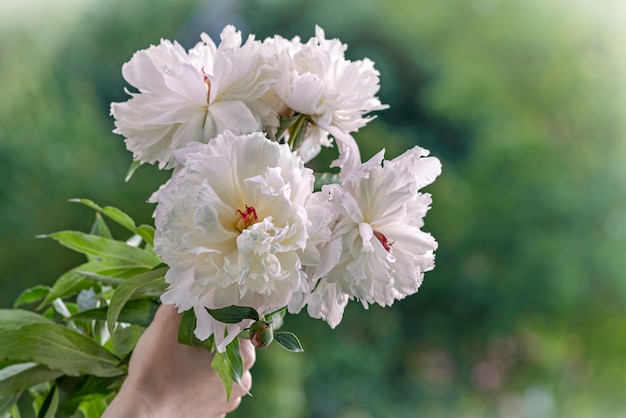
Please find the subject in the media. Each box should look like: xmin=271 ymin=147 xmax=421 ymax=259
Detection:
xmin=373 ymin=230 xmax=394 ymax=252
xmin=236 ymin=205 xmax=258 ymax=230
xmin=201 ymin=66 xmax=211 ymax=103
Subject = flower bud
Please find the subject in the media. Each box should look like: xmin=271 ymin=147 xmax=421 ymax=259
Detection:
xmin=249 ymin=321 xmax=273 ymax=348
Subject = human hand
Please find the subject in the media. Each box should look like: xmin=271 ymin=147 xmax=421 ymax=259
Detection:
xmin=103 ymin=304 xmax=255 ymax=418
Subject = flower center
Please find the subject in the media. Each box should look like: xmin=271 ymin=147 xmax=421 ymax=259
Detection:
xmin=373 ymin=230 xmax=394 ymax=252
xmin=201 ymin=66 xmax=211 ymax=103
xmin=235 ymin=205 xmax=258 ymax=231
xmin=278 ymin=105 xmax=295 ymax=117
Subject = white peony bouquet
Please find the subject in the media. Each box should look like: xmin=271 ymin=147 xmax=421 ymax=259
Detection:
xmin=0 ymin=25 xmax=440 ymax=415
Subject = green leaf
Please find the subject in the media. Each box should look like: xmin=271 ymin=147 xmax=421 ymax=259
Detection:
xmin=37 ymin=271 xmax=91 ymax=311
xmin=211 ymin=351 xmax=234 ymax=401
xmin=71 ymin=394 xmax=108 ymax=418
xmin=89 ymin=213 xmax=112 ymax=240
xmin=14 ymin=286 xmax=50 ymax=308
xmin=107 ymin=267 xmax=167 ymax=333
xmin=70 ymin=199 xmax=135 ymax=233
xmin=30 ymin=383 xmax=49 ymax=415
xmin=0 ymin=323 xmax=123 ymax=378
xmin=267 ymin=308 xmax=286 ymax=331
xmin=273 ymin=332 xmax=304 ymax=352
xmin=177 ymin=310 xmax=196 ymax=346
xmin=314 ymin=172 xmax=341 ymax=191
xmin=177 ymin=311 xmax=216 ymax=351
xmin=226 ymin=338 xmax=245 ymax=389
xmin=71 ymin=272 xmax=123 ymax=287
xmin=70 ymin=199 xmax=155 ymax=245
xmin=75 ymin=260 xmax=152 ymax=280
xmin=38 ymin=258 xmax=157 ymax=310
xmin=70 ymin=299 xmax=158 ymax=327
xmin=0 ymin=363 xmax=62 ymax=397
xmin=130 ymin=272 xmax=168 ymax=299
xmin=0 ymin=309 xmax=54 ymax=330
xmin=40 ymin=231 xmax=160 ymax=268
xmin=42 ymin=307 xmax=55 ymax=321
xmin=124 ymin=160 xmax=142 ymax=182
xmin=37 ymin=383 xmax=58 ymax=418
xmin=103 ymin=325 xmax=144 ymax=358
xmin=211 ymin=339 xmax=244 ymax=401
xmin=0 ymin=392 xmax=21 ymax=415
xmin=8 ymin=402 xmax=21 ymax=417
xmin=206 ymin=306 xmax=259 ymax=324
xmin=135 ymin=225 xmax=155 ymax=248
xmin=60 ymin=375 xmax=120 ymax=415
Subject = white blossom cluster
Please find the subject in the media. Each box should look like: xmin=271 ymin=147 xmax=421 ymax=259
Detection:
xmin=112 ymin=25 xmax=441 ymax=351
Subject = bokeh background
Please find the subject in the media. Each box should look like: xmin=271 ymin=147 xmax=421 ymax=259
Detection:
xmin=2 ymin=0 xmax=626 ymax=417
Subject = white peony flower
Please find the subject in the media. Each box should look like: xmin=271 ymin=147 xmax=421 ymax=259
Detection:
xmin=111 ymin=26 xmax=278 ymax=169
xmin=301 ymin=146 xmax=441 ymax=327
xmin=152 ymin=131 xmax=317 ymax=351
xmin=270 ymin=26 xmax=387 ymax=172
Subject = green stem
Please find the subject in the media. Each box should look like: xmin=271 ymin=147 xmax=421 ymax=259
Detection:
xmin=287 ymin=114 xmax=309 ymax=151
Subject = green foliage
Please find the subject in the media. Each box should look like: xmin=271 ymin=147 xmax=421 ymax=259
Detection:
xmin=0 ymin=310 xmax=54 ymax=330
xmin=70 ymin=199 xmax=156 ymax=246
xmin=41 ymin=232 xmax=160 ymax=269
xmin=72 ymin=394 xmax=108 ymax=418
xmin=0 ymin=203 xmax=165 ymax=415
xmin=0 ymin=364 xmax=63 ymax=398
xmin=105 ymin=267 xmax=166 ymax=333
xmin=211 ymin=338 xmax=245 ymax=402
xmin=273 ymin=332 xmax=304 ymax=353
xmin=13 ymin=287 xmax=51 ymax=309
xmin=313 ymin=172 xmax=341 ymax=191
xmin=0 ymin=324 xmax=123 ymax=378
xmin=206 ymin=306 xmax=260 ymax=324
xmin=177 ymin=310 xmax=205 ymax=347
xmin=38 ymin=384 xmax=59 ymax=418
xmin=71 ymin=299 xmax=159 ymax=328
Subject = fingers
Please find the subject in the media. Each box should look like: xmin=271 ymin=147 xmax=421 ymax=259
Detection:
xmin=240 ymin=339 xmax=256 ymax=370
xmin=155 ymin=303 xmax=179 ymax=320
xmin=234 ymin=370 xmax=253 ymax=395
xmin=225 ymin=370 xmax=252 ymax=413
xmin=224 ymin=396 xmax=242 ymax=413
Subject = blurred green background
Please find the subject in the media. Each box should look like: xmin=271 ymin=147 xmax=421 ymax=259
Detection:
xmin=2 ymin=0 xmax=626 ymax=417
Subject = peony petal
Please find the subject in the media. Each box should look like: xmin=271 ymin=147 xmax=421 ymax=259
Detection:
xmin=209 ymin=100 xmax=262 ymax=135
xmin=161 ymin=63 xmax=208 ymax=105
